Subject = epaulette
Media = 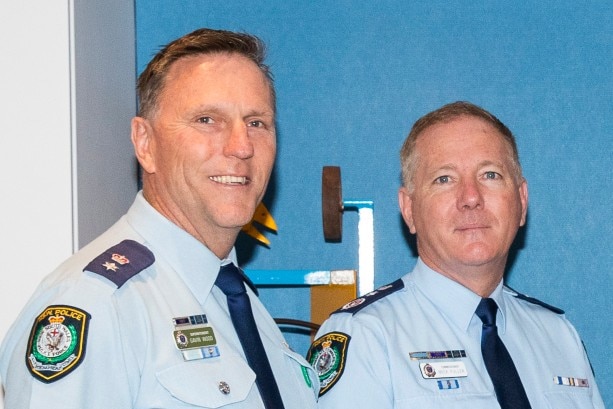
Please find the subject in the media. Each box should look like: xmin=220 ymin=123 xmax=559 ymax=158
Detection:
xmin=332 ymin=279 xmax=404 ymax=315
xmin=505 ymin=285 xmax=564 ymax=314
xmin=83 ymin=239 xmax=155 ymax=288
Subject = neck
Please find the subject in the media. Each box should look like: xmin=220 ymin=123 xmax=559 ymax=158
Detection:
xmin=142 ymin=187 xmax=238 ymax=259
xmin=420 ymin=257 xmax=505 ymax=297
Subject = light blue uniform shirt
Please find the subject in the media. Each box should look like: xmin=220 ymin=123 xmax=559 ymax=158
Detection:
xmin=312 ymin=258 xmax=604 ymax=408
xmin=0 ymin=192 xmax=318 ymax=408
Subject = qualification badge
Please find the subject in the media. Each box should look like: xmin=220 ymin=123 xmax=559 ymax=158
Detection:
xmin=26 ymin=305 xmax=91 ymax=383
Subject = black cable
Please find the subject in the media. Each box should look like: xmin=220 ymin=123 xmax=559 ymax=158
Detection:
xmin=274 ymin=318 xmax=321 ymax=332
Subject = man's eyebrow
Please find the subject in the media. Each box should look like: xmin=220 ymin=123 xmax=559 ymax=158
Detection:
xmin=187 ymin=104 xmax=274 ymax=119
xmin=186 ymin=104 xmax=224 ymax=116
xmin=425 ymin=160 xmax=508 ymax=176
xmin=244 ymin=108 xmax=275 ymax=118
xmin=477 ymin=160 xmax=506 ymax=170
xmin=429 ymin=163 xmax=457 ymax=173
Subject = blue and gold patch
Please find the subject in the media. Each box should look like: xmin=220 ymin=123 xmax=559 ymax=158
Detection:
xmin=307 ymin=332 xmax=350 ymax=396
xmin=26 ymin=305 xmax=91 ymax=383
xmin=84 ymin=239 xmax=155 ymax=288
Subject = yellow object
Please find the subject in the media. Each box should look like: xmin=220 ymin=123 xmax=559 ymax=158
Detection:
xmin=310 ymin=271 xmax=357 ymax=326
xmin=251 ymin=202 xmax=277 ymax=231
xmin=242 ymin=203 xmax=277 ymax=246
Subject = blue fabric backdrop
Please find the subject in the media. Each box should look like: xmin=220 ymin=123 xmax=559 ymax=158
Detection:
xmin=135 ymin=1 xmax=612 ymax=405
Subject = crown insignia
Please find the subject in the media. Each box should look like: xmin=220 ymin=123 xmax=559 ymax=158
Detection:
xmin=111 ymin=253 xmax=130 ymax=265
xmin=48 ymin=315 xmax=65 ymax=324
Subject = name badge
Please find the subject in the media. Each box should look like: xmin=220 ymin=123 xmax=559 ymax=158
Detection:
xmin=172 ymin=314 xmax=220 ymax=361
xmin=420 ymin=361 xmax=468 ymax=379
xmin=174 ymin=326 xmax=217 ymax=350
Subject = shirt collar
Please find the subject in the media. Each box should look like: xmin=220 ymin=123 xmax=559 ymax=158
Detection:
xmin=126 ymin=192 xmax=237 ymax=305
xmin=493 ymin=284 xmax=509 ymax=334
xmin=411 ymin=258 xmax=506 ymax=333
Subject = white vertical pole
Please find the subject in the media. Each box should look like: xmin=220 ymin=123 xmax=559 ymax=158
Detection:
xmin=344 ymin=200 xmax=374 ymax=295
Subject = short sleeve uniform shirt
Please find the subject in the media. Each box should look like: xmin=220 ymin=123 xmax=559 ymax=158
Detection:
xmin=0 ymin=192 xmax=319 ymax=408
xmin=310 ymin=259 xmax=604 ymax=409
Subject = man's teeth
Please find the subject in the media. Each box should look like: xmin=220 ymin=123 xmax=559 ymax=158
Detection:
xmin=210 ymin=176 xmax=248 ymax=185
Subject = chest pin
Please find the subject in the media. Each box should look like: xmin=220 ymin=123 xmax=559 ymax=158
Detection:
xmin=218 ymin=381 xmax=231 ymax=395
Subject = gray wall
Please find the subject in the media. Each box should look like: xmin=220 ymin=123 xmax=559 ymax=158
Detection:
xmin=74 ymin=0 xmax=138 ymax=248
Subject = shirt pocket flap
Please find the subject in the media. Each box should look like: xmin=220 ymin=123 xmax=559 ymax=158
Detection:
xmin=156 ymin=356 xmax=255 ymax=408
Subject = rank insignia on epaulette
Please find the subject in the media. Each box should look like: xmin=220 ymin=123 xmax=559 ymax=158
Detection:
xmin=504 ymin=285 xmax=564 ymax=314
xmin=26 ymin=305 xmax=91 ymax=383
xmin=306 ymin=332 xmax=350 ymax=396
xmin=84 ymin=239 xmax=155 ymax=288
xmin=333 ymin=278 xmax=404 ymax=315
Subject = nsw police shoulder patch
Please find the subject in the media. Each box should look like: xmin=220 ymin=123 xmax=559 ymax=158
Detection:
xmin=26 ymin=305 xmax=91 ymax=383
xmin=306 ymin=332 xmax=350 ymax=396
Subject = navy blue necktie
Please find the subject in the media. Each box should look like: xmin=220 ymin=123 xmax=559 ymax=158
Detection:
xmin=476 ymin=298 xmax=532 ymax=409
xmin=215 ymin=264 xmax=285 ymax=409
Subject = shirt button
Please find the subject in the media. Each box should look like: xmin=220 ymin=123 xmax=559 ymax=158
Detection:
xmin=218 ymin=381 xmax=231 ymax=395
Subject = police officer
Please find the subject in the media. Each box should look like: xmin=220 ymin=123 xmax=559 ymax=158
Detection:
xmin=308 ymin=101 xmax=604 ymax=408
xmin=0 ymin=28 xmax=318 ymax=408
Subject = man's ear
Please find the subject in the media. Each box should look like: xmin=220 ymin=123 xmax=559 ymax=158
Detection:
xmin=518 ymin=178 xmax=528 ymax=227
xmin=131 ymin=116 xmax=156 ymax=174
xmin=398 ymin=187 xmax=417 ymax=234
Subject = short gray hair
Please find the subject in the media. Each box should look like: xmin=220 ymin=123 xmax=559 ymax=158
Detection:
xmin=400 ymin=101 xmax=522 ymax=191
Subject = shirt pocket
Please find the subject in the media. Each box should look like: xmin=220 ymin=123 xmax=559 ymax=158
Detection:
xmin=397 ymin=392 xmax=497 ymax=408
xmin=544 ymin=389 xmax=595 ymax=409
xmin=156 ymin=355 xmax=255 ymax=408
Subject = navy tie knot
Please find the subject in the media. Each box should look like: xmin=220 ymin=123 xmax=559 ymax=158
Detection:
xmin=476 ymin=297 xmax=498 ymax=327
xmin=215 ymin=263 xmax=246 ymax=297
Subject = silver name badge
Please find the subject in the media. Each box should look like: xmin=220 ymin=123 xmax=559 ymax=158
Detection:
xmin=420 ymin=361 xmax=468 ymax=379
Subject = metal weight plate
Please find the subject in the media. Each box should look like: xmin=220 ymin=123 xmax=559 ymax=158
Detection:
xmin=322 ymin=166 xmax=343 ymax=241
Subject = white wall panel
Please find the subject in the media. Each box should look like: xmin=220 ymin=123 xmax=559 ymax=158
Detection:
xmin=0 ymin=0 xmax=74 ymax=362
xmin=0 ymin=2 xmax=135 ymax=404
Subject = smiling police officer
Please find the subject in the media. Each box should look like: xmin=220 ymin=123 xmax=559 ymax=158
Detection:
xmin=0 ymin=28 xmax=318 ymax=409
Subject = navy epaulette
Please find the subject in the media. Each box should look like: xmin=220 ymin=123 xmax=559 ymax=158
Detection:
xmin=332 ymin=279 xmax=404 ymax=315
xmin=505 ymin=285 xmax=564 ymax=314
xmin=84 ymin=239 xmax=155 ymax=288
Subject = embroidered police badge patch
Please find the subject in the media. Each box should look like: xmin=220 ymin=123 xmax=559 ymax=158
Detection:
xmin=306 ymin=332 xmax=350 ymax=396
xmin=26 ymin=305 xmax=91 ymax=383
